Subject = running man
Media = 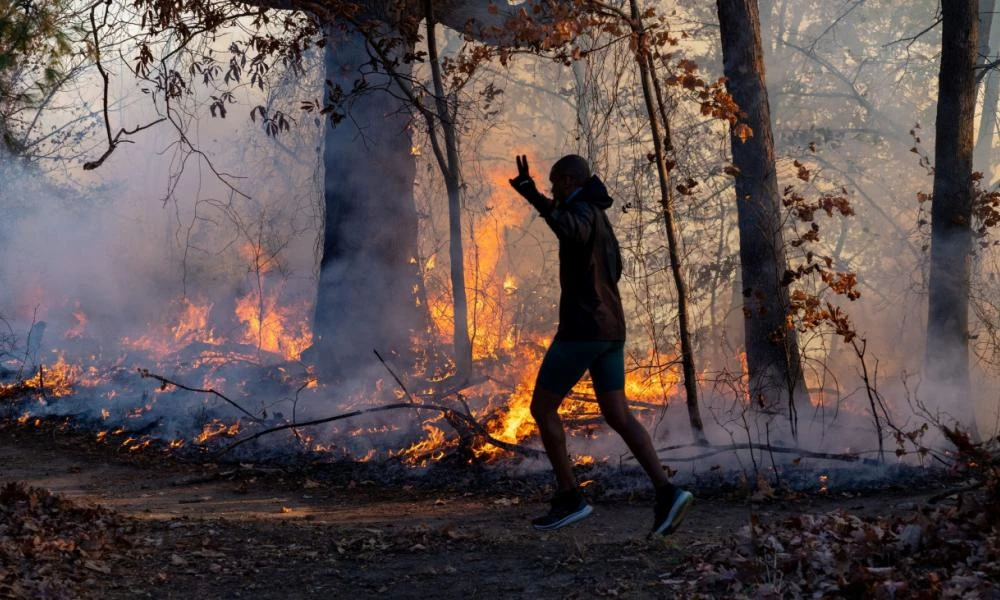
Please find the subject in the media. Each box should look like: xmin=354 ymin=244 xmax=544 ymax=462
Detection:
xmin=509 ymin=154 xmax=693 ymax=534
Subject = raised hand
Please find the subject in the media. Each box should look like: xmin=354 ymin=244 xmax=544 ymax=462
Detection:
xmin=508 ymin=153 xmax=551 ymax=215
xmin=509 ymin=154 xmax=532 ymax=188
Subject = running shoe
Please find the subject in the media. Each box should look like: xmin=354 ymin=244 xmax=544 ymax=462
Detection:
xmin=652 ymin=485 xmax=693 ymax=535
xmin=532 ymin=489 xmax=593 ymax=531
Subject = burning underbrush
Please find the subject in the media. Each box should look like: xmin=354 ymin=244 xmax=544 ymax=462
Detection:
xmin=0 ymin=285 xmax=687 ymax=471
xmin=0 ymin=298 xmax=956 ymax=490
xmin=0 ymin=230 xmax=961 ymax=486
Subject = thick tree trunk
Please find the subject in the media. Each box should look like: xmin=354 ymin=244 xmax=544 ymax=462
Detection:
xmin=301 ymin=1 xmax=567 ymax=380
xmin=926 ymin=0 xmax=978 ymax=429
xmin=716 ymin=0 xmax=809 ymax=432
xmin=311 ymin=26 xmax=421 ymax=380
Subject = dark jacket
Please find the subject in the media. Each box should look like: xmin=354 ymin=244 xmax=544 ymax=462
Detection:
xmin=538 ymin=175 xmax=626 ymax=341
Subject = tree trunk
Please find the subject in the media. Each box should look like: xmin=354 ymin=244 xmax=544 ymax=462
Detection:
xmin=629 ymin=0 xmax=708 ymax=445
xmin=425 ymin=1 xmax=472 ymax=379
xmin=310 ymin=26 xmax=422 ymax=380
xmin=302 ymin=1 xmax=569 ymax=380
xmin=572 ymin=38 xmax=599 ymax=167
xmin=925 ymin=0 xmax=978 ymax=429
xmin=975 ymin=0 xmax=998 ymax=180
xmin=716 ymin=0 xmax=809 ymax=434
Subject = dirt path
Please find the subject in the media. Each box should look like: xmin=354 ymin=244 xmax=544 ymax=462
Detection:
xmin=0 ymin=423 xmax=941 ymax=599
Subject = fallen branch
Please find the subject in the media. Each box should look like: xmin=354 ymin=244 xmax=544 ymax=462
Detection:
xmin=649 ymin=442 xmax=883 ymax=466
xmin=213 ymin=400 xmax=542 ymax=459
xmin=171 ymin=464 xmax=283 ymax=487
xmin=372 ymin=349 xmax=541 ymax=458
xmin=139 ymin=360 xmax=542 ymax=460
xmin=138 ymin=368 xmax=262 ymax=423
xmin=927 ymin=481 xmax=985 ymax=504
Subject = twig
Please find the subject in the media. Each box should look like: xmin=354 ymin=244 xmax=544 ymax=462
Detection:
xmin=138 ymin=369 xmax=262 ymax=423
xmin=83 ymin=1 xmax=165 ymax=170
xmin=648 ymin=442 xmax=883 ymax=466
xmin=853 ymin=338 xmax=886 ymax=462
xmin=882 ymin=17 xmax=943 ymax=49
xmin=927 ymin=481 xmax=986 ymax=504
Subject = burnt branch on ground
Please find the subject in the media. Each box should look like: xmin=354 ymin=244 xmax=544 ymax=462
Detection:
xmin=138 ymin=369 xmax=264 ymax=423
xmin=211 ymin=401 xmax=542 ymax=460
xmin=652 ymin=442 xmax=883 ymax=465
xmin=0 ymin=380 xmax=30 ymax=404
xmin=135 ymin=365 xmax=542 ymax=462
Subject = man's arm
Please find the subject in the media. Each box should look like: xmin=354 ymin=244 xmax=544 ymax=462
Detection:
xmin=544 ymin=200 xmax=595 ymax=244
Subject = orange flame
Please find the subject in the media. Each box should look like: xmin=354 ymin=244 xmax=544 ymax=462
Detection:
xmin=396 ymin=423 xmax=448 ymax=467
xmin=234 ymin=290 xmax=312 ymax=360
xmin=19 ymin=354 xmax=80 ymax=397
xmin=171 ymin=297 xmax=218 ymax=344
xmin=194 ymin=419 xmax=242 ymax=444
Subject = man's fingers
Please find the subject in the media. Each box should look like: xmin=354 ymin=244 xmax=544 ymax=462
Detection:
xmin=515 ymin=154 xmax=530 ymax=177
xmin=513 ymin=155 xmax=532 ymax=180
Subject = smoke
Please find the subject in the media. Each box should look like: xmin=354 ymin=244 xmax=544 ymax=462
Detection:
xmin=2 ymin=0 xmax=996 ymax=475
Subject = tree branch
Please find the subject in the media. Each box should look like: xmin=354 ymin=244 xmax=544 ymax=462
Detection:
xmin=650 ymin=442 xmax=883 ymax=465
xmin=138 ymin=369 xmax=264 ymax=422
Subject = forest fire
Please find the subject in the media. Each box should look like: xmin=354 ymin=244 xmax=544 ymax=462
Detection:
xmin=0 ymin=165 xmax=692 ymax=468
xmin=234 ymin=292 xmax=311 ymax=361
xmin=7 ymin=0 xmax=1000 ymax=594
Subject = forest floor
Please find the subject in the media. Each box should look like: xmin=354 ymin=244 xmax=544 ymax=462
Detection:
xmin=1 ymin=418 xmax=998 ymax=599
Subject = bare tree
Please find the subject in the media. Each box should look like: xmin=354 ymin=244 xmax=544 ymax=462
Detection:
xmin=925 ymin=0 xmax=979 ymax=430
xmin=623 ymin=0 xmax=707 ymax=444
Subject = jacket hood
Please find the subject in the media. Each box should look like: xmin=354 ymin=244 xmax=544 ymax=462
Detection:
xmin=575 ymin=175 xmax=613 ymax=210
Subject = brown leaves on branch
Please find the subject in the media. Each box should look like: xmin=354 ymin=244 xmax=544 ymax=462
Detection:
xmin=973 ymin=176 xmax=1000 ymax=245
xmin=781 ymin=180 xmax=860 ymax=342
xmin=661 ymin=60 xmax=742 ymax=128
xmin=783 ymin=187 xmax=854 ymax=223
xmin=733 ymin=122 xmax=752 ymax=143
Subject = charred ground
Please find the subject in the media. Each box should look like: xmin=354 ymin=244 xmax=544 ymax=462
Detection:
xmin=2 ymin=418 xmax=997 ymax=599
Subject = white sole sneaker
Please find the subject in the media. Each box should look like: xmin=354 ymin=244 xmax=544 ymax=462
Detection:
xmin=653 ymin=490 xmax=693 ymax=535
xmin=532 ymin=502 xmax=594 ymax=531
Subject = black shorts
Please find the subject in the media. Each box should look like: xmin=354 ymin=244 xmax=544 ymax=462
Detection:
xmin=534 ymin=340 xmax=626 ymax=397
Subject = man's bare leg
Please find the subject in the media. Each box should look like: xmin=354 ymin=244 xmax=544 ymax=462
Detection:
xmin=595 ymin=389 xmax=669 ymax=488
xmin=530 ymin=387 xmax=577 ymax=492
